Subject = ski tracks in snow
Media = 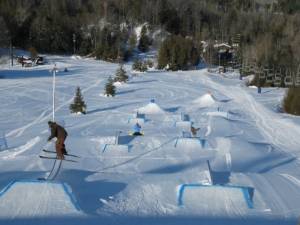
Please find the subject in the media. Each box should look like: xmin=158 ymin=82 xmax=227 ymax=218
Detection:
xmin=6 ymin=78 xmax=103 ymax=139
xmin=0 ymin=136 xmax=41 ymax=159
xmin=202 ymin=72 xmax=300 ymax=158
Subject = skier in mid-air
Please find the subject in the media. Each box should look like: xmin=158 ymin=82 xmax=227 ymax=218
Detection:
xmin=132 ymin=122 xmax=143 ymax=136
xmin=47 ymin=121 xmax=68 ymax=159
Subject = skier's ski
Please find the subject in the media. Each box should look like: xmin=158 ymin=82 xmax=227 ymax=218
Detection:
xmin=42 ymin=149 xmax=80 ymax=158
xmin=39 ymin=155 xmax=78 ymax=163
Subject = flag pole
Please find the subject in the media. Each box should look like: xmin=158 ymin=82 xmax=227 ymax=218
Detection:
xmin=52 ymin=64 xmax=57 ymax=122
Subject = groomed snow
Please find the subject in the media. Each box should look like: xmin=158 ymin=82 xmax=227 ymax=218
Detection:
xmin=0 ymin=55 xmax=299 ymax=225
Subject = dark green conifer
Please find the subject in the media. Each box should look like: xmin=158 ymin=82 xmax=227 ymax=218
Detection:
xmin=138 ymin=25 xmax=150 ymax=52
xmin=70 ymin=87 xmax=87 ymax=114
xmin=105 ymin=76 xmax=116 ymax=97
xmin=114 ymin=65 xmax=129 ymax=82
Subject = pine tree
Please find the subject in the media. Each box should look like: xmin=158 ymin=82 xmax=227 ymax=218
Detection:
xmin=114 ymin=65 xmax=129 ymax=82
xmin=158 ymin=35 xmax=200 ymax=71
xmin=105 ymin=76 xmax=116 ymax=97
xmin=132 ymin=59 xmax=147 ymax=72
xmin=129 ymin=32 xmax=137 ymax=52
xmin=69 ymin=87 xmax=87 ymax=114
xmin=138 ymin=25 xmax=150 ymax=52
xmin=158 ymin=40 xmax=169 ymax=69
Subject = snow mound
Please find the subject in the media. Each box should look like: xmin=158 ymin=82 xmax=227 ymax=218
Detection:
xmin=137 ymin=103 xmax=165 ymax=114
xmin=193 ymin=93 xmax=215 ymax=108
xmin=0 ymin=180 xmax=81 ymax=218
xmin=248 ymin=85 xmax=258 ymax=89
xmin=113 ymin=81 xmax=123 ymax=87
xmin=71 ymin=55 xmax=82 ymax=60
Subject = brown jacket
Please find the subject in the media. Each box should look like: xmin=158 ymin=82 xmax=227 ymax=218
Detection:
xmin=191 ymin=126 xmax=200 ymax=136
xmin=48 ymin=122 xmax=68 ymax=141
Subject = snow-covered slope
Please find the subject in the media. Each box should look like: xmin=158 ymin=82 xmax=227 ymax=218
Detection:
xmin=0 ymin=56 xmax=299 ymax=225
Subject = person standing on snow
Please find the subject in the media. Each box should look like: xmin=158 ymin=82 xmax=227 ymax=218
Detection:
xmin=132 ymin=122 xmax=142 ymax=136
xmin=47 ymin=121 xmax=68 ymax=159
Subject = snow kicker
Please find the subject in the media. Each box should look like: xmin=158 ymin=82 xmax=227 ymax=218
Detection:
xmin=177 ymin=183 xmax=254 ymax=210
xmin=0 ymin=180 xmax=81 ymax=219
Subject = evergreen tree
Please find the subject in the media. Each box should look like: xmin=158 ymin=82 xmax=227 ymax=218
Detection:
xmin=0 ymin=16 xmax=9 ymax=47
xmin=95 ymin=26 xmax=125 ymax=62
xmin=69 ymin=87 xmax=87 ymax=114
xmin=114 ymin=65 xmax=129 ymax=82
xmin=129 ymin=32 xmax=137 ymax=52
xmin=132 ymin=59 xmax=147 ymax=72
xmin=138 ymin=25 xmax=150 ymax=52
xmin=123 ymin=32 xmax=137 ymax=61
xmin=158 ymin=35 xmax=199 ymax=71
xmin=105 ymin=76 xmax=116 ymax=97
xmin=158 ymin=40 xmax=170 ymax=69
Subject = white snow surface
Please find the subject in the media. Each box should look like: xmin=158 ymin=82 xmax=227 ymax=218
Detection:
xmin=0 ymin=56 xmax=299 ymax=225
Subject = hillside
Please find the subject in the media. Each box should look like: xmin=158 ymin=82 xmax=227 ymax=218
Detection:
xmin=0 ymin=56 xmax=299 ymax=224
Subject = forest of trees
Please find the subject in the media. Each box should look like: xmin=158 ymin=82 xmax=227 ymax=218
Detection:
xmin=1 ymin=0 xmax=300 ymax=114
xmin=0 ymin=0 xmax=294 ymax=55
xmin=1 ymin=0 xmax=300 ymax=66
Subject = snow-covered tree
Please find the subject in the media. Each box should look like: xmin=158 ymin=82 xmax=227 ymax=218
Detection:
xmin=70 ymin=87 xmax=87 ymax=114
xmin=105 ymin=76 xmax=116 ymax=97
xmin=114 ymin=65 xmax=128 ymax=82
xmin=132 ymin=59 xmax=148 ymax=72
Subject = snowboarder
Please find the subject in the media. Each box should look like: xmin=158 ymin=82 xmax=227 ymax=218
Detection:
xmin=191 ymin=125 xmax=200 ymax=137
xmin=132 ymin=122 xmax=142 ymax=136
xmin=47 ymin=121 xmax=68 ymax=159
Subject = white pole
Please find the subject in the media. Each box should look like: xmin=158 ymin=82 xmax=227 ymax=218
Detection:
xmin=52 ymin=64 xmax=57 ymax=122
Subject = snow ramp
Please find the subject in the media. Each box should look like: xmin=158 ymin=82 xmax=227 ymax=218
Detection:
xmin=177 ymin=184 xmax=254 ymax=215
xmin=0 ymin=180 xmax=81 ymax=219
